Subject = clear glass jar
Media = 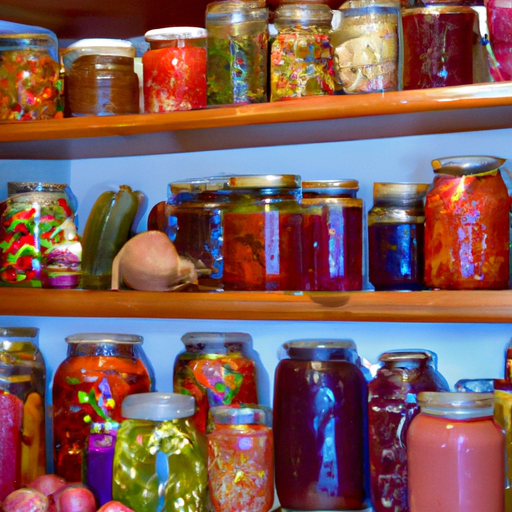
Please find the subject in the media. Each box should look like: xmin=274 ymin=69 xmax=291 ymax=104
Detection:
xmin=0 ymin=327 xmax=45 ymax=501
xmin=407 ymin=392 xmax=505 ymax=512
xmin=368 ymin=182 xmax=429 ymax=291
xmin=206 ymin=0 xmax=269 ymax=105
xmin=486 ymin=0 xmax=512 ymax=80
xmin=0 ymin=182 xmax=81 ymax=289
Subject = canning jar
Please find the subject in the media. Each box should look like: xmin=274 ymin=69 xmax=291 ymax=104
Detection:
xmin=0 ymin=327 xmax=45 ymax=501
xmin=113 ymin=392 xmax=210 ymax=512
xmin=273 ymin=339 xmax=369 ymax=510
xmin=494 ymin=379 xmax=512 ymax=510
xmin=208 ymin=404 xmax=274 ymax=512
xmin=486 ymin=0 xmax=512 ymax=80
xmin=368 ymin=182 xmax=429 ymax=291
xmin=407 ymin=392 xmax=505 ymax=512
xmin=143 ymin=27 xmax=207 ymax=112
xmin=301 ymin=179 xmax=364 ymax=291
xmin=174 ymin=332 xmax=259 ymax=434
xmin=424 ymin=155 xmax=511 ymax=290
xmin=206 ymin=0 xmax=269 ymax=105
xmin=368 ymin=350 xmax=449 ymax=512
xmin=0 ymin=182 xmax=81 ymax=289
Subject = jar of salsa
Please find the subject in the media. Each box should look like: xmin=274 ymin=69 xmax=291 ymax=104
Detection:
xmin=208 ymin=404 xmax=274 ymax=512
xmin=273 ymin=339 xmax=369 ymax=510
xmin=113 ymin=392 xmax=210 ymax=512
xmin=424 ymin=155 xmax=511 ymax=290
xmin=52 ymin=333 xmax=154 ymax=483
xmin=407 ymin=392 xmax=505 ymax=512
xmin=173 ymin=332 xmax=259 ymax=434
xmin=0 ymin=327 xmax=46 ymax=501
xmin=301 ymin=179 xmax=363 ymax=291
xmin=368 ymin=350 xmax=449 ymax=512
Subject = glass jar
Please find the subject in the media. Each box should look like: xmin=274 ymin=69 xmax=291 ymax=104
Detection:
xmin=143 ymin=27 xmax=207 ymax=112
xmin=273 ymin=339 xmax=369 ymax=510
xmin=424 ymin=155 xmax=511 ymax=290
xmin=331 ymin=0 xmax=400 ymax=94
xmin=113 ymin=392 xmax=210 ymax=512
xmin=206 ymin=0 xmax=269 ymax=105
xmin=52 ymin=333 xmax=154 ymax=484
xmin=208 ymin=404 xmax=274 ymax=512
xmin=486 ymin=0 xmax=512 ymax=81
xmin=368 ymin=350 xmax=449 ymax=512
xmin=222 ymin=174 xmax=303 ymax=291
xmin=407 ymin=392 xmax=505 ymax=512
xmin=271 ymin=4 xmax=338 ymax=101
xmin=368 ymin=182 xmax=429 ymax=291
xmin=0 ymin=182 xmax=81 ymax=289
xmin=62 ymin=38 xmax=139 ymax=116
xmin=173 ymin=332 xmax=259 ymax=434
xmin=0 ymin=21 xmax=63 ymax=121
xmin=454 ymin=378 xmax=495 ymax=392
xmin=301 ymin=179 xmax=364 ymax=291
xmin=0 ymin=327 xmax=45 ymax=501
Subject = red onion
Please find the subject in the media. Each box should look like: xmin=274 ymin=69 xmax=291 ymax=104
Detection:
xmin=2 ymin=488 xmax=49 ymax=512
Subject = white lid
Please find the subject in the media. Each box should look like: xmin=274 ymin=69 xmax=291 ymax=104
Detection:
xmin=144 ymin=27 xmax=208 ymax=41
xmin=122 ymin=392 xmax=195 ymax=420
xmin=62 ymin=38 xmax=135 ymax=70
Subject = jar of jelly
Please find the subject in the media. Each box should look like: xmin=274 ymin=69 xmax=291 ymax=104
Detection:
xmin=424 ymin=155 xmax=511 ymax=290
xmin=143 ymin=27 xmax=207 ymax=112
xmin=273 ymin=339 xmax=369 ymax=510
xmin=368 ymin=182 xmax=429 ymax=291
xmin=0 ymin=327 xmax=45 ymax=501
xmin=302 ymin=179 xmax=364 ymax=291
xmin=407 ymin=392 xmax=505 ymax=512
xmin=52 ymin=333 xmax=154 ymax=483
xmin=206 ymin=0 xmax=269 ymax=105
xmin=368 ymin=350 xmax=449 ymax=512
xmin=208 ymin=404 xmax=274 ymax=512
xmin=174 ymin=332 xmax=258 ymax=434
xmin=0 ymin=182 xmax=81 ymax=289
xmin=486 ymin=0 xmax=512 ymax=81
xmin=222 ymin=174 xmax=303 ymax=291
xmin=113 ymin=392 xmax=210 ymax=512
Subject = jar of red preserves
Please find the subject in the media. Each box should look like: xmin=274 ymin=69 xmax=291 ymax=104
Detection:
xmin=486 ymin=0 xmax=512 ymax=81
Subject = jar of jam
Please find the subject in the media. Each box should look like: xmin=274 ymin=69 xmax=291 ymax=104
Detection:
xmin=486 ymin=0 xmax=512 ymax=81
xmin=0 ymin=182 xmax=81 ymax=289
xmin=407 ymin=392 xmax=505 ymax=512
xmin=424 ymin=155 xmax=511 ymax=290
xmin=173 ymin=332 xmax=259 ymax=434
xmin=0 ymin=327 xmax=46 ymax=501
xmin=301 ymin=179 xmax=364 ymax=291
xmin=52 ymin=333 xmax=154 ymax=483
xmin=368 ymin=350 xmax=449 ymax=512
xmin=368 ymin=182 xmax=429 ymax=291
xmin=113 ymin=392 xmax=210 ymax=512
xmin=208 ymin=404 xmax=274 ymax=512
xmin=273 ymin=339 xmax=369 ymax=510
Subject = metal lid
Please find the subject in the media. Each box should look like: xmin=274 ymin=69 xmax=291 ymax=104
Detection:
xmin=145 ymin=27 xmax=207 ymax=41
xmin=0 ymin=327 xmax=39 ymax=346
xmin=303 ymin=179 xmax=359 ymax=191
xmin=418 ymin=391 xmax=494 ymax=419
xmin=8 ymin=182 xmax=70 ymax=195
xmin=228 ymin=174 xmax=301 ymax=189
xmin=65 ymin=333 xmax=143 ymax=345
xmin=378 ymin=350 xmax=433 ymax=363
xmin=62 ymin=38 xmax=135 ymax=70
xmin=274 ymin=3 xmax=333 ymax=24
xmin=373 ymin=182 xmax=429 ymax=199
xmin=431 ymin=155 xmax=507 ymax=176
xmin=282 ymin=339 xmax=358 ymax=362
xmin=122 ymin=392 xmax=195 ymax=421
xmin=210 ymin=404 xmax=272 ymax=426
xmin=206 ymin=1 xmax=269 ymax=24
xmin=181 ymin=332 xmax=253 ymax=346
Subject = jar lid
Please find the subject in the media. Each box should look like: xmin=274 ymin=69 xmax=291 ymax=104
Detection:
xmin=122 ymin=392 xmax=195 ymax=421
xmin=206 ymin=1 xmax=269 ymax=24
xmin=65 ymin=333 xmax=143 ymax=345
xmin=282 ymin=339 xmax=358 ymax=362
xmin=302 ymin=179 xmax=359 ymax=192
xmin=274 ymin=3 xmax=334 ymax=24
xmin=210 ymin=404 xmax=272 ymax=426
xmin=378 ymin=349 xmax=435 ymax=365
xmin=8 ymin=182 xmax=70 ymax=195
xmin=181 ymin=332 xmax=253 ymax=346
xmin=373 ymin=182 xmax=429 ymax=199
xmin=0 ymin=327 xmax=39 ymax=343
xmin=145 ymin=27 xmax=207 ymax=41
xmin=431 ymin=155 xmax=507 ymax=176
xmin=228 ymin=174 xmax=301 ymax=189
xmin=62 ymin=38 xmax=135 ymax=70
xmin=417 ymin=391 xmax=495 ymax=418
xmin=0 ymin=21 xmax=59 ymax=60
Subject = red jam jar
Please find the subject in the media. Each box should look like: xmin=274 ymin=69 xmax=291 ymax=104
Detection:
xmin=485 ymin=0 xmax=512 ymax=81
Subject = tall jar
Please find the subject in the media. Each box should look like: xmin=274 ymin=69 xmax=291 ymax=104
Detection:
xmin=0 ymin=182 xmax=81 ymax=289
xmin=113 ymin=392 xmax=210 ymax=512
xmin=173 ymin=332 xmax=259 ymax=434
xmin=301 ymin=179 xmax=364 ymax=291
xmin=407 ymin=392 xmax=505 ymax=512
xmin=206 ymin=0 xmax=269 ymax=105
xmin=424 ymin=155 xmax=511 ymax=290
xmin=271 ymin=4 xmax=338 ymax=101
xmin=273 ymin=340 xmax=369 ymax=510
xmin=368 ymin=350 xmax=449 ymax=512
xmin=222 ymin=174 xmax=303 ymax=291
xmin=0 ymin=327 xmax=45 ymax=501
xmin=52 ymin=333 xmax=154 ymax=484
xmin=486 ymin=0 xmax=512 ymax=80
xmin=368 ymin=182 xmax=429 ymax=291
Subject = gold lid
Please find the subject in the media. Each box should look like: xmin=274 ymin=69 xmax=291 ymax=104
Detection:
xmin=303 ymin=179 xmax=359 ymax=191
xmin=373 ymin=182 xmax=429 ymax=199
xmin=229 ymin=174 xmax=301 ymax=189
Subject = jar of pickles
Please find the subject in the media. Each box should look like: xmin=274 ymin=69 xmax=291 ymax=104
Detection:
xmin=0 ymin=327 xmax=46 ymax=501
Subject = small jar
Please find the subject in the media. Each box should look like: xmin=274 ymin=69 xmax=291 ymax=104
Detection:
xmin=143 ymin=27 xmax=207 ymax=112
xmin=407 ymin=392 xmax=505 ymax=512
xmin=271 ymin=4 xmax=338 ymax=101
xmin=206 ymin=0 xmax=269 ymax=105
xmin=0 ymin=182 xmax=81 ymax=289
xmin=173 ymin=332 xmax=259 ymax=434
xmin=368 ymin=182 xmax=429 ymax=291
xmin=301 ymin=179 xmax=364 ymax=291
xmin=0 ymin=327 xmax=46 ymax=501
xmin=208 ymin=404 xmax=274 ymax=512
xmin=486 ymin=0 xmax=512 ymax=80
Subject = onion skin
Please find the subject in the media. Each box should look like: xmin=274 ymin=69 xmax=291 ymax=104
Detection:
xmin=28 ymin=475 xmax=67 ymax=497
xmin=2 ymin=488 xmax=49 ymax=512
xmin=96 ymin=501 xmax=137 ymax=512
